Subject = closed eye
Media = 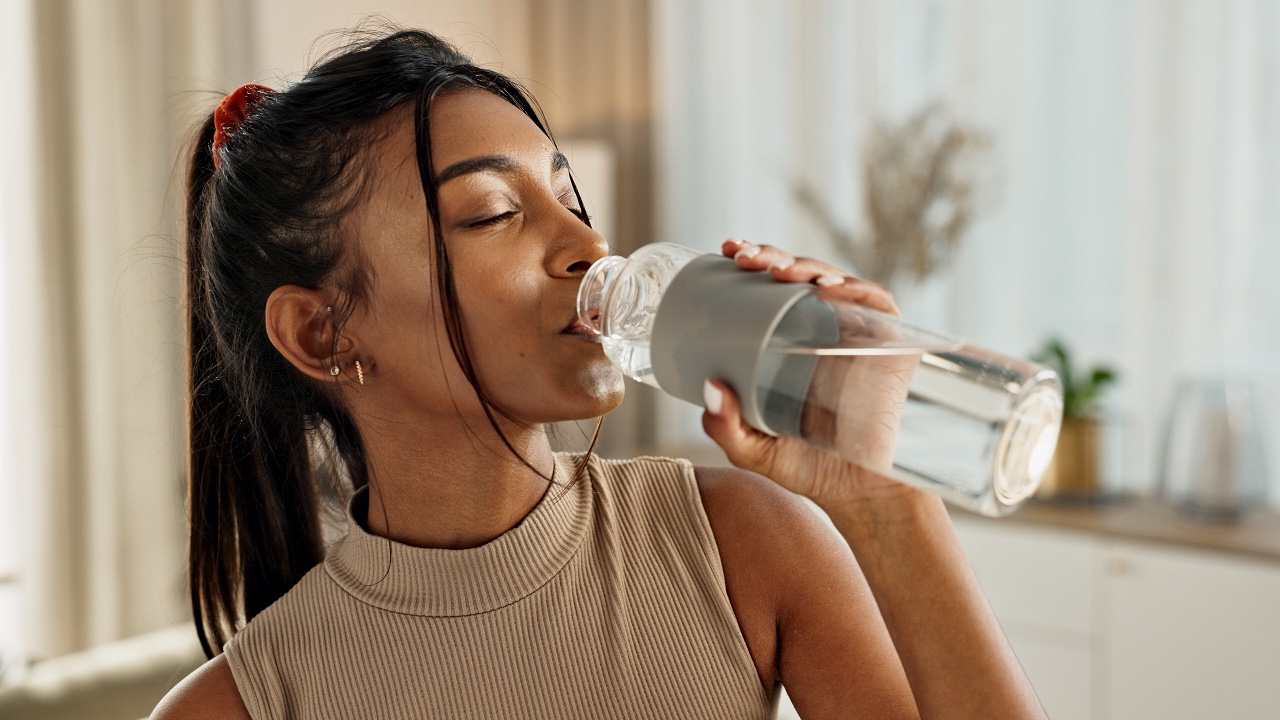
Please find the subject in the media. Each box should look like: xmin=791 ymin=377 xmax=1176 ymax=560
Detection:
xmin=468 ymin=210 xmax=517 ymax=228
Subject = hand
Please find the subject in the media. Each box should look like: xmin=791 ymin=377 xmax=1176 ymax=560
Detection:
xmin=701 ymin=239 xmax=924 ymax=509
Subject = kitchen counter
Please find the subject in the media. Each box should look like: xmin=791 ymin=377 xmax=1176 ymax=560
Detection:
xmin=957 ymin=496 xmax=1280 ymax=565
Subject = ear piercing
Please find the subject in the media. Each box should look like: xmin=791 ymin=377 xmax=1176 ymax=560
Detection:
xmin=329 ymin=361 xmax=366 ymax=385
xmin=325 ymin=306 xmax=364 ymax=385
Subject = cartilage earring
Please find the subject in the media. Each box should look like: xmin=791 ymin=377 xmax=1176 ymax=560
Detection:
xmin=330 ymin=365 xmax=340 ymax=376
xmin=355 ymin=360 xmax=365 ymax=386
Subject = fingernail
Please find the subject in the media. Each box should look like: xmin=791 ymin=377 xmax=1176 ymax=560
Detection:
xmin=734 ymin=245 xmax=761 ymax=260
xmin=703 ymin=380 xmax=723 ymax=415
xmin=816 ymin=274 xmax=844 ymax=287
xmin=768 ymin=257 xmax=796 ymax=271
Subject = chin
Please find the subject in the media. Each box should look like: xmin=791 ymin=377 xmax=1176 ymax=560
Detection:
xmin=594 ymin=362 xmax=627 ymax=394
xmin=503 ymin=366 xmax=624 ymax=425
xmin=564 ymin=363 xmax=626 ymax=418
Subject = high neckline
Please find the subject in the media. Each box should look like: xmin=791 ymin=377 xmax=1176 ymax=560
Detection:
xmin=324 ymin=453 xmax=592 ymax=617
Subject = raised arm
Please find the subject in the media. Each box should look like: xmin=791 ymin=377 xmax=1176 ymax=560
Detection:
xmin=700 ymin=240 xmax=1046 ymax=720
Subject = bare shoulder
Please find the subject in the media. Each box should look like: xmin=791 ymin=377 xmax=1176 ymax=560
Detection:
xmin=697 ymin=465 xmax=916 ymax=717
xmin=693 ymin=464 xmax=857 ymax=689
xmin=694 ymin=464 xmax=853 ymax=581
xmin=151 ymin=654 xmax=251 ymax=720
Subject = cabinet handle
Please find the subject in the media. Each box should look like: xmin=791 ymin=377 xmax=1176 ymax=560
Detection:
xmin=1105 ymin=555 xmax=1133 ymax=576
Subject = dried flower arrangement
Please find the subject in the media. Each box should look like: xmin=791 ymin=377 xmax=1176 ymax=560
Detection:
xmin=793 ymin=103 xmax=991 ymax=288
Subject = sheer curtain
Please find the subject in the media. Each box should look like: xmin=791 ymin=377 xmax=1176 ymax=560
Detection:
xmin=653 ymin=0 xmax=1280 ymax=501
xmin=0 ymin=0 xmax=29 ymax=676
xmin=1 ymin=0 xmax=656 ymax=660
xmin=3 ymin=0 xmax=234 ymax=659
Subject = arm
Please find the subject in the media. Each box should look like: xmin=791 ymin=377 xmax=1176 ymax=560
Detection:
xmin=700 ymin=240 xmax=1046 ymax=720
xmin=819 ymin=486 xmax=1041 ymax=719
xmin=695 ymin=465 xmax=918 ymax=719
xmin=151 ymin=654 xmax=252 ymax=720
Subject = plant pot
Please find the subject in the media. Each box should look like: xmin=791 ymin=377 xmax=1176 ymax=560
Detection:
xmin=1036 ymin=416 xmax=1102 ymax=500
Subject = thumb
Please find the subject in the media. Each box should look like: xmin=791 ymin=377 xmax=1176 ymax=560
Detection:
xmin=700 ymin=379 xmax=779 ymax=477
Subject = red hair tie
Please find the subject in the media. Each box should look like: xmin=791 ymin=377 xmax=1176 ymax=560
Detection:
xmin=211 ymin=83 xmax=274 ymax=169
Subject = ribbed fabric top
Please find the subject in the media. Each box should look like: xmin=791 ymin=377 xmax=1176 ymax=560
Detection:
xmin=223 ymin=453 xmax=776 ymax=719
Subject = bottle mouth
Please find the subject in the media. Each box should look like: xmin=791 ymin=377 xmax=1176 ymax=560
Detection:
xmin=577 ymin=255 xmax=625 ymax=335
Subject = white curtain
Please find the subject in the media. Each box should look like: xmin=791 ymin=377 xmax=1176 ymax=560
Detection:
xmin=1 ymin=0 xmax=235 ymax=659
xmin=653 ymin=0 xmax=1280 ymax=501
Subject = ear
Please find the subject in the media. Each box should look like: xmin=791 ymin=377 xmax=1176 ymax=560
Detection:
xmin=264 ymin=285 xmax=358 ymax=383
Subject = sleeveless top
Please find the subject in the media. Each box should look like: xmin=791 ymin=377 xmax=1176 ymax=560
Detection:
xmin=222 ymin=453 xmax=776 ymax=719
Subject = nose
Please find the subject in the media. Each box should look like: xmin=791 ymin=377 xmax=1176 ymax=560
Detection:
xmin=547 ymin=204 xmax=610 ymax=278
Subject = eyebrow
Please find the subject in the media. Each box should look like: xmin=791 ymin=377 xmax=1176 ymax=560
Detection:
xmin=435 ymin=150 xmax=571 ymax=185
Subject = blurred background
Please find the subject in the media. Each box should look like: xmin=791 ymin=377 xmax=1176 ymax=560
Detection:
xmin=1 ymin=1 xmax=1279 ymax=718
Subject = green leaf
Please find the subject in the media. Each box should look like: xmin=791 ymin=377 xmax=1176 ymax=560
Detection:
xmin=1034 ymin=336 xmax=1119 ymax=418
xmin=1089 ymin=367 xmax=1117 ymax=390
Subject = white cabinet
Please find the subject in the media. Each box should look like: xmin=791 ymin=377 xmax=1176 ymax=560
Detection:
xmin=952 ymin=515 xmax=1280 ymax=720
xmin=1103 ymin=542 xmax=1280 ymax=719
xmin=952 ymin=520 xmax=1099 ymax=720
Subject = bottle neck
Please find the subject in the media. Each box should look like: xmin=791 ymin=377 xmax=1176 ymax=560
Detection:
xmin=577 ymin=255 xmax=626 ymax=334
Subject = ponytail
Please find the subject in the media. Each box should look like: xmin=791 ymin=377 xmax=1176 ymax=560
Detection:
xmin=186 ymin=114 xmax=327 ymax=658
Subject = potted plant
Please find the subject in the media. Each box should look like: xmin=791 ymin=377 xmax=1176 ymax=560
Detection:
xmin=1031 ymin=337 xmax=1117 ymax=499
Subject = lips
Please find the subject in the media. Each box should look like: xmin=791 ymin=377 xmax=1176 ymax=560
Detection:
xmin=562 ymin=314 xmax=602 ymax=342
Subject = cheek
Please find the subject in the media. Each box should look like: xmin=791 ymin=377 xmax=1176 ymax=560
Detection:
xmin=454 ymin=271 xmax=545 ymax=353
xmin=446 ymin=257 xmax=624 ymax=418
xmin=449 ymin=269 xmax=548 ymax=394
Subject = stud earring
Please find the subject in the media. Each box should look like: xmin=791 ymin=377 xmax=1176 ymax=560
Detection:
xmin=326 ymin=306 xmax=333 ymax=314
xmin=330 ymin=365 xmax=340 ymax=376
xmin=355 ymin=360 xmax=365 ymax=386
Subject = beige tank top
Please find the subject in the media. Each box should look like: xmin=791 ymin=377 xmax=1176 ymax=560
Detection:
xmin=223 ymin=453 xmax=776 ymax=719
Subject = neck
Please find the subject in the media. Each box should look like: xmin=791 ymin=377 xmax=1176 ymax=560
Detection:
xmin=358 ymin=412 xmax=555 ymax=550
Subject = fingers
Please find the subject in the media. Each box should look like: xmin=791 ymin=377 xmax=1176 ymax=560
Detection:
xmin=814 ymin=275 xmax=901 ymax=316
xmin=700 ymin=379 xmax=778 ymax=478
xmin=719 ymin=239 xmax=900 ymax=317
xmin=721 ymin=238 xmax=751 ymax=258
xmin=727 ymin=241 xmax=825 ymax=278
xmin=722 ymin=238 xmax=791 ymax=271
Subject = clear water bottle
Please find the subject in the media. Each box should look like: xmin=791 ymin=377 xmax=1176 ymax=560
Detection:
xmin=577 ymin=242 xmax=1064 ymax=516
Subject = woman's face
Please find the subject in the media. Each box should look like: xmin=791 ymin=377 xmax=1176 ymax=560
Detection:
xmin=346 ymin=89 xmax=623 ymax=426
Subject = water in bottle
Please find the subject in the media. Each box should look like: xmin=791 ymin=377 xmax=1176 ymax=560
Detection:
xmin=577 ymin=243 xmax=1063 ymax=517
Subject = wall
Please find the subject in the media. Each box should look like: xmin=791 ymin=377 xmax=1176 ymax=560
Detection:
xmin=248 ymin=0 xmax=533 ymax=83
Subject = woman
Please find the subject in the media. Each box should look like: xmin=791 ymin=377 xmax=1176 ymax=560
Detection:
xmin=154 ymin=29 xmax=1044 ymax=719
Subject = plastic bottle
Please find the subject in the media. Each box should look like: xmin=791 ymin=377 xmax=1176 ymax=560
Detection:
xmin=577 ymin=242 xmax=1063 ymax=517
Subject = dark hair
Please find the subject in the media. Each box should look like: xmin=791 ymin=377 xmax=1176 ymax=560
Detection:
xmin=186 ymin=28 xmax=597 ymax=659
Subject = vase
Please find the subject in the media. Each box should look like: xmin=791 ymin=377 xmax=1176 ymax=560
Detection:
xmin=1036 ymin=416 xmax=1102 ymax=500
